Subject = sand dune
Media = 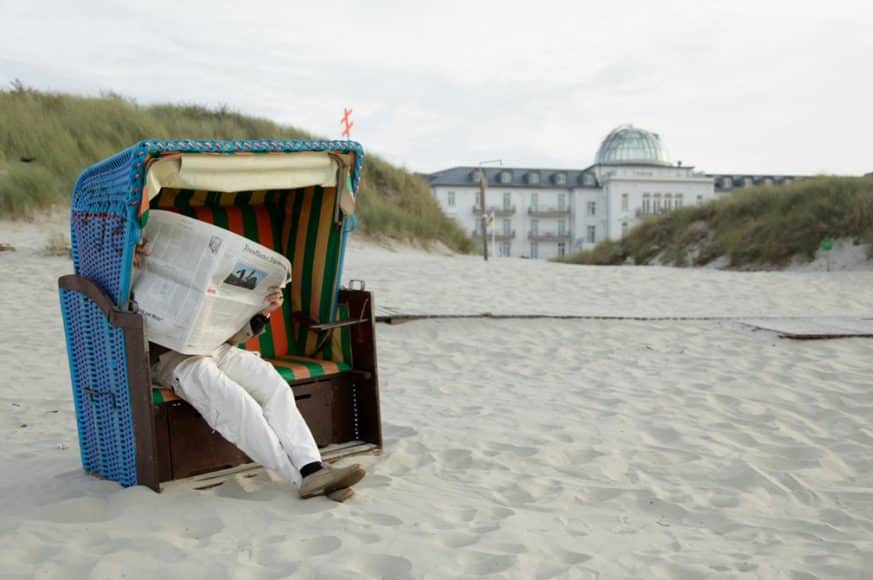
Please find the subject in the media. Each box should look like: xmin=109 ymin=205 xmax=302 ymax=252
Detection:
xmin=1 ymin=220 xmax=872 ymax=579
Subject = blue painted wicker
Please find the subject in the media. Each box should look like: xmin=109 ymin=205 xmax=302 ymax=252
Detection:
xmin=60 ymin=140 xmax=365 ymax=487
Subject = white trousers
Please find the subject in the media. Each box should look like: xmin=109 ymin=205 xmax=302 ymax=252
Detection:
xmin=155 ymin=344 xmax=322 ymax=485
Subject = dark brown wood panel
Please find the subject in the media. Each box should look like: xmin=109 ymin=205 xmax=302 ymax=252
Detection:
xmin=339 ymin=290 xmax=382 ymax=448
xmin=165 ymin=402 xmax=250 ymax=479
xmin=153 ymin=406 xmax=173 ymax=482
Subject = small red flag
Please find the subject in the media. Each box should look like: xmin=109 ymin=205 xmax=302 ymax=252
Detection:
xmin=341 ymin=108 xmax=353 ymax=138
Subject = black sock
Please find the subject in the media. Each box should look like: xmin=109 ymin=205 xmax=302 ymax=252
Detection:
xmin=300 ymin=461 xmax=323 ymax=478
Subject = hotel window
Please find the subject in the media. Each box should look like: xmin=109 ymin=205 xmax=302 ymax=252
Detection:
xmin=654 ymin=194 xmax=662 ymax=212
xmin=554 ymin=173 xmax=566 ymax=185
xmin=500 ymin=241 xmax=511 ymax=257
xmin=621 ymin=193 xmax=628 ymax=211
xmin=676 ymin=194 xmax=683 ymax=207
xmin=665 ymin=193 xmax=673 ymax=210
xmin=530 ymin=192 xmax=539 ymax=210
xmin=527 ymin=172 xmax=540 ymax=185
xmin=642 ymin=194 xmax=651 ymax=214
xmin=586 ymin=226 xmax=596 ymax=243
xmin=621 ymin=222 xmax=628 ymax=237
xmin=697 ymin=195 xmax=703 ymax=205
xmin=558 ymin=193 xmax=567 ymax=210
xmin=503 ymin=219 xmax=511 ymax=235
xmin=558 ymin=220 xmax=566 ymax=235
xmin=587 ymin=201 xmax=596 ymax=216
xmin=557 ymin=242 xmax=566 ymax=257
xmin=499 ymin=171 xmax=512 ymax=184
xmin=531 ymin=219 xmax=539 ymax=235
xmin=447 ymin=191 xmax=455 ymax=207
xmin=503 ymin=192 xmax=511 ymax=209
xmin=530 ymin=242 xmax=538 ymax=259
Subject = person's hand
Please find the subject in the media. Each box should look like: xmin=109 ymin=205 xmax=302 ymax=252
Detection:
xmin=262 ymin=286 xmax=284 ymax=316
xmin=134 ymin=238 xmax=149 ymax=268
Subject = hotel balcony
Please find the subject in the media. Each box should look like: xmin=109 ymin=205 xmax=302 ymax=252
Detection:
xmin=471 ymin=228 xmax=517 ymax=241
xmin=473 ymin=205 xmax=516 ymax=217
xmin=528 ymin=231 xmax=572 ymax=242
xmin=528 ymin=206 xmax=571 ymax=217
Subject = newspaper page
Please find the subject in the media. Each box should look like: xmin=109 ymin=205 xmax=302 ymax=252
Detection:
xmin=133 ymin=210 xmax=291 ymax=355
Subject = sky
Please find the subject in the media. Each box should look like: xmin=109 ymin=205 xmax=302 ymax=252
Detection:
xmin=1 ymin=0 xmax=871 ymax=175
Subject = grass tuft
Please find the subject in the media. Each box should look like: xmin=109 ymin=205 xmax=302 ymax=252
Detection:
xmin=43 ymin=232 xmax=71 ymax=257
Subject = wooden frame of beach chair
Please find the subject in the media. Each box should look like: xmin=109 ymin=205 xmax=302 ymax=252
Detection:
xmin=58 ymin=140 xmax=382 ymax=492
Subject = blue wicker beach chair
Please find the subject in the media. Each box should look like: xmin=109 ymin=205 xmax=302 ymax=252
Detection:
xmin=58 ymin=140 xmax=382 ymax=491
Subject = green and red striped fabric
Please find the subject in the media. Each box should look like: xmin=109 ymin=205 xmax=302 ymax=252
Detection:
xmin=270 ymin=355 xmax=352 ymax=382
xmin=279 ymin=185 xmax=348 ymax=361
xmin=149 ymin=187 xmax=353 ymax=372
xmin=152 ymin=387 xmax=180 ymax=405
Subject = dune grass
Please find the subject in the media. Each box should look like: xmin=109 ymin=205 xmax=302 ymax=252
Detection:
xmin=42 ymin=232 xmax=71 ymax=257
xmin=0 ymin=161 xmax=61 ymax=218
xmin=0 ymin=84 xmax=472 ymax=252
xmin=557 ymin=176 xmax=873 ymax=268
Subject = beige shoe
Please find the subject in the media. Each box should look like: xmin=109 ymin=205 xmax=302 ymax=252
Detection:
xmin=327 ymin=487 xmax=355 ymax=503
xmin=298 ymin=463 xmax=366 ymax=499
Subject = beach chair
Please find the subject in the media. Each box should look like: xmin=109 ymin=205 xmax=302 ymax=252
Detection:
xmin=58 ymin=140 xmax=382 ymax=491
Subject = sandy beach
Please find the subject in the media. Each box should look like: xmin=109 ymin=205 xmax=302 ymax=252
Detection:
xmin=1 ymin=218 xmax=872 ymax=579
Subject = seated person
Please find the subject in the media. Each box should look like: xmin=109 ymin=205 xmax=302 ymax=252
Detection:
xmin=136 ymin=241 xmax=365 ymax=498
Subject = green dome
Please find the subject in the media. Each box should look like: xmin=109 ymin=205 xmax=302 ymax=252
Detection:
xmin=595 ymin=125 xmax=671 ymax=166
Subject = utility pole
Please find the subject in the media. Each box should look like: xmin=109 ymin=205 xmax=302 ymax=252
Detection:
xmin=478 ymin=168 xmax=488 ymax=261
xmin=477 ymin=160 xmax=502 ymax=262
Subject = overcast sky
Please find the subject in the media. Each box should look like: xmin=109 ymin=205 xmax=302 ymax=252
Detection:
xmin=1 ymin=0 xmax=870 ymax=175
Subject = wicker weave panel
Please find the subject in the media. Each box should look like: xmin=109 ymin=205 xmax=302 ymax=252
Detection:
xmin=60 ymin=289 xmax=137 ymax=486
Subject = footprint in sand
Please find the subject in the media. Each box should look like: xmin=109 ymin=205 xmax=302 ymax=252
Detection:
xmin=458 ymin=551 xmax=518 ymax=576
xmin=363 ymin=512 xmax=403 ymax=526
xmin=36 ymin=496 xmax=121 ymax=524
xmin=443 ymin=507 xmax=477 ymax=523
xmin=358 ymin=473 xmax=392 ymax=489
xmin=579 ymin=486 xmax=626 ymax=503
xmin=352 ymin=532 xmax=381 ymax=545
xmin=439 ymin=532 xmax=480 ymax=548
xmin=179 ymin=514 xmax=225 ymax=540
xmin=351 ymin=554 xmax=414 ymax=579
xmin=491 ymin=543 xmax=528 ymax=555
xmin=551 ymin=430 xmax=575 ymax=444
xmin=438 ymin=448 xmax=474 ymax=469
xmin=498 ymin=485 xmax=536 ymax=505
xmin=437 ymin=506 xmax=515 ymax=529
xmin=383 ymin=422 xmax=418 ymax=440
xmin=257 ymin=535 xmax=342 ymax=564
xmin=641 ymin=426 xmax=681 ymax=445
xmin=383 ymin=443 xmax=436 ymax=476
xmin=484 ymin=442 xmax=539 ymax=458
xmin=555 ymin=547 xmax=592 ymax=565
xmin=709 ymin=492 xmax=740 ymax=508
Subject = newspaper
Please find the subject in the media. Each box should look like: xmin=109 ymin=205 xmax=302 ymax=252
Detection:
xmin=133 ymin=210 xmax=291 ymax=355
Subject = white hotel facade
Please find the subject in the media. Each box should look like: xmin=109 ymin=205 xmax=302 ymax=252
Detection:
xmin=427 ymin=125 xmax=803 ymax=260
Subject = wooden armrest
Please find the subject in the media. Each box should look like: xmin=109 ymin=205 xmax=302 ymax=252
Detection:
xmin=289 ymin=310 xmax=368 ymax=332
xmin=308 ymin=318 xmax=368 ymax=332
xmin=58 ymin=274 xmax=140 ymax=329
